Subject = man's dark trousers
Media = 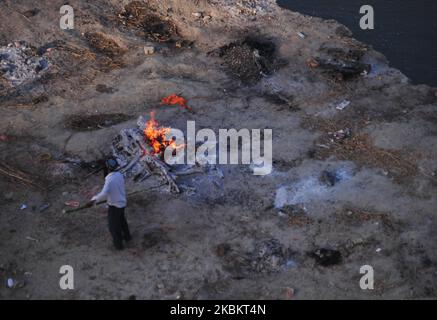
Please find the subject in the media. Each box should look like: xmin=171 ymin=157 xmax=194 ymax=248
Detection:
xmin=108 ymin=205 xmax=131 ymax=250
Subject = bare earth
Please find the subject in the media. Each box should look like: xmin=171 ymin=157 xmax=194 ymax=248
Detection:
xmin=0 ymin=0 xmax=436 ymax=299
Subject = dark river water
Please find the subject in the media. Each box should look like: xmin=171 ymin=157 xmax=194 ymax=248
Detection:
xmin=277 ymin=0 xmax=437 ymax=87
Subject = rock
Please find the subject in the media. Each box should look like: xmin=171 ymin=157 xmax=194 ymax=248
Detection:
xmin=144 ymin=46 xmax=155 ymax=55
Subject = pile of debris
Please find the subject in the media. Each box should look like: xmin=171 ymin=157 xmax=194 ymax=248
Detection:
xmin=308 ymin=47 xmax=370 ymax=81
xmin=0 ymin=41 xmax=49 ymax=87
xmin=219 ymin=239 xmax=295 ymax=275
xmin=218 ymin=36 xmax=280 ymax=84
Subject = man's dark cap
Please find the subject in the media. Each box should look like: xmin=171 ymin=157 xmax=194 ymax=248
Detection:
xmin=106 ymin=158 xmax=119 ymax=171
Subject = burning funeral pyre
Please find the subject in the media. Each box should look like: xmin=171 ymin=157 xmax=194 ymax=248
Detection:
xmin=111 ymin=113 xmax=205 ymax=194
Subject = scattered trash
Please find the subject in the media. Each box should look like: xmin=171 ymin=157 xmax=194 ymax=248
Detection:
xmin=297 ymin=32 xmax=306 ymax=39
xmin=335 ymin=100 xmax=351 ymax=110
xmin=285 ymin=259 xmax=298 ymax=269
xmin=310 ymin=248 xmax=342 ymax=267
xmin=0 ymin=134 xmax=8 ymax=142
xmin=143 ymin=46 xmax=155 ymax=55
xmin=161 ymin=94 xmax=193 ymax=112
xmin=277 ymin=211 xmax=286 ymax=217
xmin=65 ymin=201 xmax=80 ymax=207
xmin=7 ymin=278 xmax=14 ymax=288
xmin=192 ymin=12 xmax=203 ymax=18
xmin=38 ymin=203 xmax=50 ymax=212
xmin=376 ymin=248 xmax=382 ymax=253
xmin=330 ymin=128 xmax=352 ymax=142
xmin=316 ymin=143 xmax=330 ymax=149
xmin=203 ymin=15 xmax=212 ymax=22
xmin=26 ymin=236 xmax=38 ymax=242
xmin=20 ymin=204 xmax=27 ymax=210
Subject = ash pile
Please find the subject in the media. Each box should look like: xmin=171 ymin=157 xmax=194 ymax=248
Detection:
xmin=0 ymin=41 xmax=49 ymax=87
xmin=111 ymin=115 xmax=224 ymax=196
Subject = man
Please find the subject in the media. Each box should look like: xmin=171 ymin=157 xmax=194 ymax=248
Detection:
xmin=92 ymin=158 xmax=131 ymax=250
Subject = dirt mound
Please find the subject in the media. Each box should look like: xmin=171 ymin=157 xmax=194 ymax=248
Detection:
xmin=64 ymin=113 xmax=131 ymax=131
xmin=218 ymin=36 xmax=280 ymax=84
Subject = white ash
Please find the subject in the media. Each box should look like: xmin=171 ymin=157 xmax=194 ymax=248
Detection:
xmin=0 ymin=42 xmax=49 ymax=87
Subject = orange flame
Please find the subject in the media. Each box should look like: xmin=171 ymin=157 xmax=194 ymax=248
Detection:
xmin=143 ymin=112 xmax=183 ymax=155
xmin=161 ymin=94 xmax=193 ymax=112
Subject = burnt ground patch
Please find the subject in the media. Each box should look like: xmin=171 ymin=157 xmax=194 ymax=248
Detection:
xmin=118 ymin=1 xmax=178 ymax=43
xmin=64 ymin=113 xmax=132 ymax=131
xmin=84 ymin=32 xmax=125 ymax=58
